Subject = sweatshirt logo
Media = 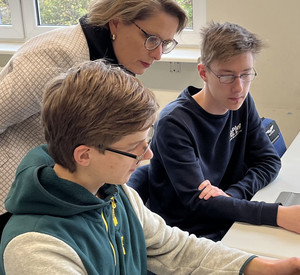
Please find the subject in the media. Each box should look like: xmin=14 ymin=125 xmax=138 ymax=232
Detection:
xmin=230 ymin=123 xmax=242 ymax=141
xmin=266 ymin=124 xmax=275 ymax=136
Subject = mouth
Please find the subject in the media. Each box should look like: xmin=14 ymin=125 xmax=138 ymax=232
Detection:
xmin=229 ymin=96 xmax=244 ymax=102
xmin=129 ymin=168 xmax=136 ymax=173
xmin=140 ymin=61 xmax=151 ymax=68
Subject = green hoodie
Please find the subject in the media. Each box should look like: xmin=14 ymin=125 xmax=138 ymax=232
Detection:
xmin=0 ymin=145 xmax=147 ymax=274
xmin=0 ymin=145 xmax=255 ymax=275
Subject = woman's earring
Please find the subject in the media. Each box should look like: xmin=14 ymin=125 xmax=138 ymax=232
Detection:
xmin=112 ymin=34 xmax=116 ymax=41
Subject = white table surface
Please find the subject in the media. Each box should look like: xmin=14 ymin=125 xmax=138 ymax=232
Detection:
xmin=221 ymin=131 xmax=300 ymax=259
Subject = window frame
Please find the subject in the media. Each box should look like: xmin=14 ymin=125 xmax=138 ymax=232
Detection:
xmin=0 ymin=0 xmax=24 ymax=40
xmin=175 ymin=0 xmax=206 ymax=47
xmin=0 ymin=0 xmax=206 ymax=47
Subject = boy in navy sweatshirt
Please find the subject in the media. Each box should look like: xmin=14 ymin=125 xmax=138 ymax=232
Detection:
xmin=129 ymin=22 xmax=300 ymax=242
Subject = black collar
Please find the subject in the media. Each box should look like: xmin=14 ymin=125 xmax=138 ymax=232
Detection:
xmin=79 ymin=15 xmax=118 ymax=64
xmin=79 ymin=15 xmax=135 ymax=76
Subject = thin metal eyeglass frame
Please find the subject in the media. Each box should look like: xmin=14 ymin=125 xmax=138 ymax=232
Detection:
xmin=105 ymin=141 xmax=152 ymax=165
xmin=207 ymin=66 xmax=257 ymax=84
xmin=132 ymin=22 xmax=178 ymax=54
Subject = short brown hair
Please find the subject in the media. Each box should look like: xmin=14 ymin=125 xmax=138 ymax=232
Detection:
xmin=42 ymin=60 xmax=159 ymax=172
xmin=87 ymin=0 xmax=188 ymax=33
xmin=200 ymin=21 xmax=264 ymax=66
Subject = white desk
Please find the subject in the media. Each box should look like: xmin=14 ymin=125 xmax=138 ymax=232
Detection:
xmin=221 ymin=132 xmax=300 ymax=259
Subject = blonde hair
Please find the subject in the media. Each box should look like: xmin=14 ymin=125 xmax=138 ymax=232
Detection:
xmin=200 ymin=22 xmax=264 ymax=66
xmin=87 ymin=0 xmax=187 ymax=33
xmin=42 ymin=59 xmax=159 ymax=172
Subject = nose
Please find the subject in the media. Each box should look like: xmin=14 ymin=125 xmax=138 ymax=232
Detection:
xmin=232 ymin=77 xmax=244 ymax=93
xmin=149 ymin=44 xmax=163 ymax=60
xmin=143 ymin=147 xmax=153 ymax=161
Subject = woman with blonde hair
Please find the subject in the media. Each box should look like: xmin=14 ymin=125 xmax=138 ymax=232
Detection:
xmin=0 ymin=0 xmax=187 ymax=214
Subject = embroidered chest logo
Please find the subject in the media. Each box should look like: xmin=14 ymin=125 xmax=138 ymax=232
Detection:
xmin=230 ymin=123 xmax=242 ymax=141
xmin=266 ymin=124 xmax=275 ymax=136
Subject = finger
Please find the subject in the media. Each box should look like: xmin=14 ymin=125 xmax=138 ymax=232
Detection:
xmin=198 ymin=180 xmax=210 ymax=191
xmin=203 ymin=188 xmax=217 ymax=200
xmin=199 ymin=185 xmax=213 ymax=199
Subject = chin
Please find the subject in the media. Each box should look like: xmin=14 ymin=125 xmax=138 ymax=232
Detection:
xmin=133 ymin=68 xmax=146 ymax=75
xmin=133 ymin=63 xmax=151 ymax=75
xmin=230 ymin=106 xmax=241 ymax=111
xmin=228 ymin=101 xmax=244 ymax=111
xmin=117 ymin=175 xmax=131 ymax=185
xmin=111 ymin=181 xmax=126 ymax=186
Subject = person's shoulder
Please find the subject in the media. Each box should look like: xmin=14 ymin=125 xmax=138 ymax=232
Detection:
xmin=17 ymin=24 xmax=85 ymax=54
xmin=26 ymin=144 xmax=51 ymax=159
xmin=16 ymin=145 xmax=54 ymax=173
xmin=159 ymin=86 xmax=198 ymax=117
xmin=33 ymin=24 xmax=81 ymax=40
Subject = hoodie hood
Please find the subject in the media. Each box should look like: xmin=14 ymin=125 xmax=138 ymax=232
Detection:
xmin=5 ymin=145 xmax=117 ymax=216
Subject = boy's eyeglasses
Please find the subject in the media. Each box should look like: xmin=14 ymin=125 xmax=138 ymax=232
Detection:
xmin=132 ymin=22 xmax=178 ymax=54
xmin=101 ymin=127 xmax=154 ymax=165
xmin=207 ymin=66 xmax=257 ymax=84
xmin=105 ymin=142 xmax=151 ymax=165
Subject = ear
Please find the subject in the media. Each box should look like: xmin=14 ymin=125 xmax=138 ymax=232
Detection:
xmin=108 ymin=18 xmax=121 ymax=35
xmin=197 ymin=63 xmax=208 ymax=82
xmin=73 ymin=145 xmax=91 ymax=168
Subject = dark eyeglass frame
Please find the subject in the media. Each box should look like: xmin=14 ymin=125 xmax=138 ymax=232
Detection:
xmin=105 ymin=141 xmax=151 ymax=165
xmin=132 ymin=22 xmax=178 ymax=54
xmin=101 ymin=126 xmax=154 ymax=165
xmin=207 ymin=66 xmax=257 ymax=84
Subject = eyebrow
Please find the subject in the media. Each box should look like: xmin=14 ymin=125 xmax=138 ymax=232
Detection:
xmin=219 ymin=68 xmax=253 ymax=74
xmin=147 ymin=30 xmax=166 ymax=41
xmin=129 ymin=138 xmax=146 ymax=147
xmin=137 ymin=24 xmax=158 ymax=38
xmin=220 ymin=67 xmax=253 ymax=73
xmin=139 ymin=24 xmax=172 ymax=42
xmin=117 ymin=138 xmax=146 ymax=150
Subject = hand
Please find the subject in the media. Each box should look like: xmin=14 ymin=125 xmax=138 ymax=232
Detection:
xmin=244 ymin=256 xmax=300 ymax=275
xmin=198 ymin=180 xmax=230 ymax=200
xmin=277 ymin=205 xmax=300 ymax=234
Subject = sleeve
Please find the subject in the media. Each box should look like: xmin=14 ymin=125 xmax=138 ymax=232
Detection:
xmin=122 ymin=184 xmax=255 ymax=275
xmin=0 ymin=42 xmax=74 ymax=134
xmin=3 ymin=232 xmax=87 ymax=275
xmin=225 ymin=95 xmax=281 ymax=199
xmin=153 ymin=115 xmax=206 ymax=197
xmin=150 ymin=109 xmax=279 ymax=226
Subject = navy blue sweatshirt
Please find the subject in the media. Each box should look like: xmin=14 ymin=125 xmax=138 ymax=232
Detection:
xmin=147 ymin=86 xmax=281 ymax=241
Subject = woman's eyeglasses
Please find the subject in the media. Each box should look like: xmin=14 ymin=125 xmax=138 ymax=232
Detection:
xmin=132 ymin=22 xmax=178 ymax=54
